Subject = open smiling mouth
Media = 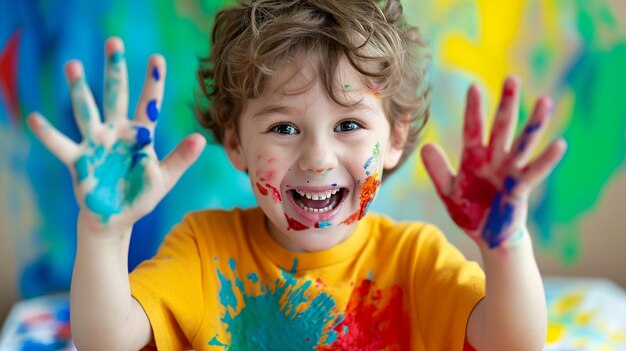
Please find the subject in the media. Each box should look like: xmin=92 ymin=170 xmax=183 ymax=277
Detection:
xmin=289 ymin=188 xmax=348 ymax=214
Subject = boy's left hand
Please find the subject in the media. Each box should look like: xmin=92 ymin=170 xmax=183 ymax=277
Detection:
xmin=421 ymin=77 xmax=567 ymax=248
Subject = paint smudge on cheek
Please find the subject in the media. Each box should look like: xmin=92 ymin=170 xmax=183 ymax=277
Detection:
xmin=264 ymin=183 xmax=282 ymax=202
xmin=256 ymin=182 xmax=268 ymax=196
xmin=285 ymin=213 xmax=309 ymax=231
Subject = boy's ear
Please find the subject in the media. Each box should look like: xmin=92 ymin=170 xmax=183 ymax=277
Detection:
xmin=383 ymin=115 xmax=410 ymax=169
xmin=223 ymin=126 xmax=248 ymax=171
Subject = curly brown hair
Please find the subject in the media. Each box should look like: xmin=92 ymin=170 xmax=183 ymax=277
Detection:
xmin=196 ymin=0 xmax=430 ymax=177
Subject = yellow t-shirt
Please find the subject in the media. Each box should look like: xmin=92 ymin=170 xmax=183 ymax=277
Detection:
xmin=130 ymin=207 xmax=485 ymax=350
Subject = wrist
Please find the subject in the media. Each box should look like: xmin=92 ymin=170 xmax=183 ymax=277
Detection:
xmin=77 ymin=211 xmax=133 ymax=239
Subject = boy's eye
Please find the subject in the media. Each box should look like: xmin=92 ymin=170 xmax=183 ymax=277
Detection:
xmin=269 ymin=123 xmax=299 ymax=135
xmin=334 ymin=120 xmax=363 ymax=132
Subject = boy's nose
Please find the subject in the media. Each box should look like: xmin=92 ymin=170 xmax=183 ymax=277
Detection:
xmin=298 ymin=141 xmax=337 ymax=175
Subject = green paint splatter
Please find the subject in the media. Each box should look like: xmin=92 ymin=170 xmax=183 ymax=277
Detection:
xmin=532 ymin=5 xmax=626 ymax=263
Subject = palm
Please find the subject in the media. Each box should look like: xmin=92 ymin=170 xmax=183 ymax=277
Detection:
xmin=28 ymin=38 xmax=205 ymax=230
xmin=422 ymin=78 xmax=566 ymax=248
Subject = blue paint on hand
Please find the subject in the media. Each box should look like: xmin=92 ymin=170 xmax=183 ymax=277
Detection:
xmin=152 ymin=67 xmax=160 ymax=81
xmin=110 ymin=52 xmax=124 ymax=64
xmin=481 ymin=176 xmax=518 ymax=248
xmin=146 ymin=99 xmax=159 ymax=122
xmin=134 ymin=126 xmax=152 ymax=150
xmin=517 ymin=122 xmax=541 ymax=152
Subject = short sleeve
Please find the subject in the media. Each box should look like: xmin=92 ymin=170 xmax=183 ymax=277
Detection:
xmin=411 ymin=225 xmax=486 ymax=350
xmin=130 ymin=215 xmax=204 ymax=350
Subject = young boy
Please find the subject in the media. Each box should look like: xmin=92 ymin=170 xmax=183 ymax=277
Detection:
xmin=27 ymin=0 xmax=566 ymax=350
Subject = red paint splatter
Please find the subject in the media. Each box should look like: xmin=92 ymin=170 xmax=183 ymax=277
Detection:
xmin=256 ymin=169 xmax=277 ymax=182
xmin=316 ymin=278 xmax=326 ymax=287
xmin=264 ymin=183 xmax=282 ymax=202
xmin=0 ymin=31 xmax=21 ymax=121
xmin=256 ymin=182 xmax=268 ymax=196
xmin=341 ymin=173 xmax=381 ymax=225
xmin=319 ymin=280 xmax=410 ymax=350
xmin=440 ymin=148 xmax=498 ymax=231
xmin=358 ymin=174 xmax=381 ymax=219
xmin=341 ymin=210 xmax=360 ymax=225
xmin=285 ymin=213 xmax=309 ymax=231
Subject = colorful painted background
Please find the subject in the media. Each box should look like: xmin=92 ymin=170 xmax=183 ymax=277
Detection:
xmin=1 ymin=0 xmax=625 ymax=301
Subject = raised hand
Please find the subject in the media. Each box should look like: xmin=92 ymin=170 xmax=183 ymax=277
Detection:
xmin=27 ymin=37 xmax=206 ymax=232
xmin=421 ymin=77 xmax=566 ymax=249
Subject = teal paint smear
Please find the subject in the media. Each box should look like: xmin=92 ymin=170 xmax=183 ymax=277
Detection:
xmin=212 ymin=259 xmax=340 ymax=349
xmin=75 ymin=156 xmax=89 ymax=181
xmin=532 ymin=3 xmax=626 ymax=263
xmin=80 ymin=139 xmax=150 ymax=223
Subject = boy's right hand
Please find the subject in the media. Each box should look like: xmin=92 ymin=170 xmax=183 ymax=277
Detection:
xmin=27 ymin=37 xmax=206 ymax=234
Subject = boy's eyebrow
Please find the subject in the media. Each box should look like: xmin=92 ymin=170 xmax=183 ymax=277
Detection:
xmin=251 ymin=99 xmax=376 ymax=119
xmin=251 ymin=104 xmax=294 ymax=118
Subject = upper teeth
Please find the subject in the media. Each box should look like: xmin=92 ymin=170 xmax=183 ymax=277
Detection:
xmin=296 ymin=189 xmax=339 ymax=200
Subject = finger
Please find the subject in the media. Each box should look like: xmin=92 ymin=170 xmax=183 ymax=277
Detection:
xmin=65 ymin=61 xmax=102 ymax=140
xmin=27 ymin=112 xmax=80 ymax=165
xmin=487 ymin=76 xmax=520 ymax=160
xmin=160 ymin=133 xmax=206 ymax=191
xmin=462 ymin=84 xmax=486 ymax=150
xmin=516 ymin=138 xmax=567 ymax=194
xmin=420 ymin=143 xmax=455 ymax=197
xmin=510 ymin=96 xmax=554 ymax=168
xmin=103 ymin=37 xmax=129 ymax=124
xmin=134 ymin=54 xmax=166 ymax=125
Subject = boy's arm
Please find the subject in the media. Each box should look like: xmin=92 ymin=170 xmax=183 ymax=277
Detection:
xmin=421 ymin=77 xmax=567 ymax=350
xmin=27 ymin=37 xmax=205 ymax=350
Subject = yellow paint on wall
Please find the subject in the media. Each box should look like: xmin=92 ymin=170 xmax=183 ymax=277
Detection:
xmin=441 ymin=0 xmax=525 ymax=116
xmin=546 ymin=323 xmax=565 ymax=343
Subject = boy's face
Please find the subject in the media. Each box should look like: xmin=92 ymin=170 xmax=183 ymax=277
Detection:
xmin=225 ymin=55 xmax=405 ymax=252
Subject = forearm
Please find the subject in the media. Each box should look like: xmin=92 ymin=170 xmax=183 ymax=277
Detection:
xmin=70 ymin=212 xmax=150 ymax=350
xmin=472 ymin=228 xmax=547 ymax=350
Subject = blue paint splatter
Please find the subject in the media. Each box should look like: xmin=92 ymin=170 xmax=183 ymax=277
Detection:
xmin=316 ymin=221 xmax=332 ymax=228
xmin=146 ymin=99 xmax=159 ymax=122
xmin=110 ymin=52 xmax=124 ymax=64
xmin=74 ymin=156 xmax=89 ymax=181
xmin=134 ymin=126 xmax=152 ymax=150
xmin=212 ymin=259 xmax=340 ymax=349
xmin=363 ymin=156 xmax=374 ymax=170
xmin=78 ymin=139 xmax=150 ymax=222
xmin=517 ymin=122 xmax=541 ymax=152
xmin=481 ymin=177 xmax=517 ymax=248
xmin=152 ymin=67 xmax=160 ymax=81
xmin=331 ymin=183 xmax=337 ymax=187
